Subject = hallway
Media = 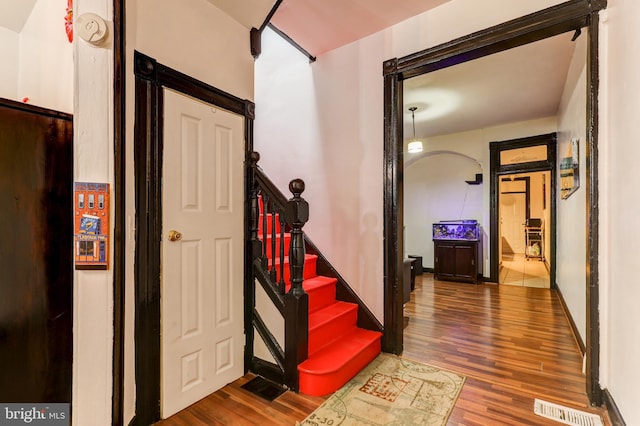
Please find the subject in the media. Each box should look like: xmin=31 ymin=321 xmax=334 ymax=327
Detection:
xmin=500 ymin=253 xmax=550 ymax=288
xmin=156 ymin=273 xmax=608 ymax=425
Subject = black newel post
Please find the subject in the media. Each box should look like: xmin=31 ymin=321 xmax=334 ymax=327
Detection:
xmin=284 ymin=178 xmax=309 ymax=391
xmin=248 ymin=152 xmax=262 ymax=260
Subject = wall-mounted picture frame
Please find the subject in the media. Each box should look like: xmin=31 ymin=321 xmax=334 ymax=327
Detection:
xmin=560 ymin=138 xmax=579 ymax=199
xmin=74 ymin=182 xmax=110 ymax=269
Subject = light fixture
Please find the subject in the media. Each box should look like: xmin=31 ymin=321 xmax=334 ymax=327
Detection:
xmin=407 ymin=106 xmax=423 ymax=153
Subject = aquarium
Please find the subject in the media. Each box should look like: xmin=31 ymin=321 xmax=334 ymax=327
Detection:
xmin=432 ymin=220 xmax=481 ymax=241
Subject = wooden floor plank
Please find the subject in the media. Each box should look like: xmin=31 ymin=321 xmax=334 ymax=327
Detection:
xmin=156 ymin=274 xmax=610 ymax=425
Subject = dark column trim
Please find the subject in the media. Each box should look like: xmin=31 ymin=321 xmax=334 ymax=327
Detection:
xmin=382 ymin=58 xmax=403 ymax=353
xmin=382 ymin=0 xmax=605 ymax=403
xmin=112 ymin=0 xmax=125 ymax=425
xmin=585 ymin=8 xmax=602 ymax=406
xmin=132 ymin=50 xmax=255 ymax=424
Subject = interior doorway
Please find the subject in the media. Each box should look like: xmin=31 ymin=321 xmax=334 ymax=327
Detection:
xmin=498 ymin=171 xmax=551 ymax=288
xmin=383 ymin=0 xmax=604 ymax=405
xmin=133 ymin=51 xmax=254 ymax=425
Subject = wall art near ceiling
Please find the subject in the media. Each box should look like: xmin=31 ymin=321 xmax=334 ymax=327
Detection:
xmin=74 ymin=182 xmax=109 ymax=269
xmin=560 ymin=138 xmax=579 ymax=199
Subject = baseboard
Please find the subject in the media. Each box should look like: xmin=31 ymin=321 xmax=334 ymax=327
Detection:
xmin=603 ymin=389 xmax=627 ymax=426
xmin=554 ymin=284 xmax=586 ymax=355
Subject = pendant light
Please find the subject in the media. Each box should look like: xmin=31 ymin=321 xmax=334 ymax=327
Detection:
xmin=407 ymin=106 xmax=423 ymax=153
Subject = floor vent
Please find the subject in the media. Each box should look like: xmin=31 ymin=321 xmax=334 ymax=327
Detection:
xmin=534 ymin=399 xmax=603 ymax=426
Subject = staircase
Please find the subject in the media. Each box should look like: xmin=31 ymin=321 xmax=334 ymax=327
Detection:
xmin=259 ymin=211 xmax=382 ymax=396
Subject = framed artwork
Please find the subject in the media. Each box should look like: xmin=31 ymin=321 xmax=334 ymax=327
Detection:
xmin=74 ymin=182 xmax=110 ymax=269
xmin=560 ymin=138 xmax=579 ymax=199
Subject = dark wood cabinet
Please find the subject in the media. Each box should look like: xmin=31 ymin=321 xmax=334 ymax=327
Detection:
xmin=434 ymin=240 xmax=481 ymax=284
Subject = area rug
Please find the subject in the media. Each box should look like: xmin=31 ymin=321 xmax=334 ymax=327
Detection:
xmin=298 ymin=354 xmax=465 ymax=425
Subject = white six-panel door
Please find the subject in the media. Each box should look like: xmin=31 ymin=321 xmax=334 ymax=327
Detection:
xmin=161 ymin=88 xmax=244 ymax=418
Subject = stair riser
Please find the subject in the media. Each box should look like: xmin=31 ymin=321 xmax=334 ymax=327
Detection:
xmin=308 ymin=309 xmax=358 ymax=355
xmin=298 ymin=338 xmax=381 ymax=396
xmin=258 ymin=213 xmax=281 ymax=235
xmin=306 ymin=283 xmax=336 ymax=313
xmin=273 ymin=257 xmax=317 ymax=283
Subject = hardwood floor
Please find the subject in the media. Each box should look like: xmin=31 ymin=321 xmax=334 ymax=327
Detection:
xmin=156 ymin=273 xmax=609 ymax=425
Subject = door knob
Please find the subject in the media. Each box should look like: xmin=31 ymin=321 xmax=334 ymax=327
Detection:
xmin=168 ymin=230 xmax=182 ymax=242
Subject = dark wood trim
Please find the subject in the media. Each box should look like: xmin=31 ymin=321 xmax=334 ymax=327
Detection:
xmin=489 ymin=133 xmax=557 ymax=285
xmin=382 ymin=58 xmax=404 ymax=354
xmin=603 ymin=389 xmax=627 ymax=426
xmin=133 ymin=51 xmax=255 ymax=424
xmin=382 ymin=0 xmax=605 ymax=405
xmin=112 ymin=0 xmax=125 ymax=424
xmin=585 ymin=9 xmax=602 ymax=406
xmin=0 ymin=96 xmax=72 ymax=120
xmin=391 ymin=0 xmax=602 ymax=80
xmin=555 ymin=285 xmax=586 ymax=354
xmin=259 ymin=0 xmax=283 ymax=32
xmin=267 ymin=24 xmax=317 ymax=63
xmin=251 ymin=0 xmax=284 ymax=59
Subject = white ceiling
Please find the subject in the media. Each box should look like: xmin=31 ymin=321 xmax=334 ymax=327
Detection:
xmin=404 ymin=32 xmax=579 ymax=140
xmin=209 ymin=1 xmax=579 ymax=144
xmin=0 ymin=0 xmax=37 ymax=32
xmin=205 ymin=0 xmax=276 ymax=30
xmin=1 ymin=1 xmax=578 ymax=144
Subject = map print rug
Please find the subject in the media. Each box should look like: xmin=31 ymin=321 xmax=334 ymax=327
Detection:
xmin=299 ymin=353 xmax=465 ymax=425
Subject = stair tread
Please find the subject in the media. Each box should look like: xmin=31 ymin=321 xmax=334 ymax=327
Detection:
xmin=309 ymin=302 xmax=357 ymax=331
xmin=298 ymin=328 xmax=382 ymax=374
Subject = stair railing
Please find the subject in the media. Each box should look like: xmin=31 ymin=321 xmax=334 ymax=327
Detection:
xmin=246 ymin=151 xmax=308 ymax=391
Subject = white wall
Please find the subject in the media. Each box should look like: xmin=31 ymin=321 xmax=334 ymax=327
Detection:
xmin=0 ymin=0 xmax=72 ymax=112
xmin=405 ymin=153 xmax=482 ymax=269
xmin=556 ymin=33 xmax=587 ymax=344
xmin=403 ymin=119 xmax=556 ymax=273
xmin=123 ymin=0 xmax=256 ymax=423
xmin=599 ymin=1 xmax=640 ymax=424
xmin=0 ymin=27 xmax=19 ymax=100
xmin=255 ymin=0 xmax=565 ymax=320
xmin=73 ymin=0 xmax=113 ymax=424
xmin=19 ymin=0 xmax=73 ymax=112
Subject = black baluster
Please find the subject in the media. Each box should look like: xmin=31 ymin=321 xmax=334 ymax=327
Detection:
xmin=261 ymin=193 xmax=269 ymax=269
xmin=278 ymin=211 xmax=286 ymax=294
xmin=248 ymin=152 xmax=261 ymax=260
xmin=269 ymin=199 xmax=277 ymax=283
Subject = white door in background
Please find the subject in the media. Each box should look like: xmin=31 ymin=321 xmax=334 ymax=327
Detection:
xmin=500 ymin=180 xmax=527 ymax=254
xmin=161 ymin=88 xmax=244 ymax=418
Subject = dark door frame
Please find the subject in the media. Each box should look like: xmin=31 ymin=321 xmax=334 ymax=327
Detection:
xmin=130 ymin=51 xmax=255 ymax=425
xmin=382 ymin=0 xmax=605 ymax=405
xmin=490 ymin=134 xmax=557 ymax=287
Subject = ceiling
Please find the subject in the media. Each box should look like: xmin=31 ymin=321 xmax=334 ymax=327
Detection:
xmin=404 ymin=31 xmax=579 ymax=140
xmin=2 ymin=1 xmax=578 ymax=144
xmin=0 ymin=0 xmax=37 ymax=32
xmin=269 ymin=0 xmax=451 ymax=56
xmin=209 ymin=1 xmax=579 ymax=145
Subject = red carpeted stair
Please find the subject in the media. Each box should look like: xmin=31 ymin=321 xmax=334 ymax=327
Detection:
xmin=259 ymin=213 xmax=382 ymax=396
